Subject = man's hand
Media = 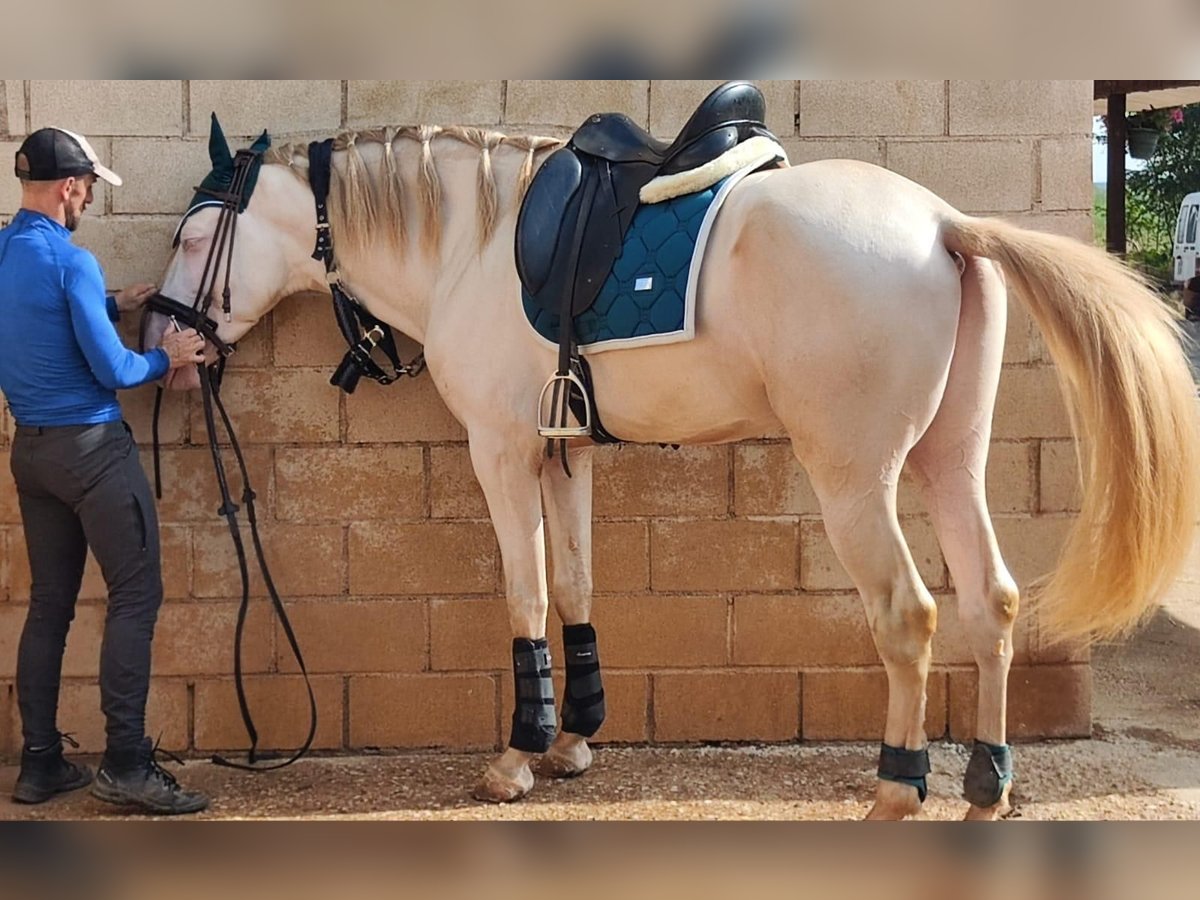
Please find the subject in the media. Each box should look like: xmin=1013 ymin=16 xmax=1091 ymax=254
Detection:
xmin=161 ymin=328 xmax=205 ymax=370
xmin=114 ymin=283 xmax=157 ymax=313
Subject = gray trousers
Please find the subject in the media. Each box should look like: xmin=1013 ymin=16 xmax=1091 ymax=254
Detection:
xmin=10 ymin=420 xmax=163 ymax=754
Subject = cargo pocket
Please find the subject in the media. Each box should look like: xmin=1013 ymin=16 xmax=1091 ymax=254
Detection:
xmin=131 ymin=490 xmax=150 ymax=552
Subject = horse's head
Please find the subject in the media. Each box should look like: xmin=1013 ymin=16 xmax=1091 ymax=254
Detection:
xmin=149 ymin=113 xmax=322 ymax=390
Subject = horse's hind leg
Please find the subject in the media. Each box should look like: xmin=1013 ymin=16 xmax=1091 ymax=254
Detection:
xmin=908 ymin=255 xmax=1017 ymax=821
xmin=806 ymin=466 xmax=939 ymax=820
xmin=534 ymin=446 xmax=604 ymax=778
xmin=466 ymin=433 xmax=553 ymax=803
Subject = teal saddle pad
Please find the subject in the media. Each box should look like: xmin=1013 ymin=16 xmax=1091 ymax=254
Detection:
xmin=521 ymin=177 xmax=728 ymax=352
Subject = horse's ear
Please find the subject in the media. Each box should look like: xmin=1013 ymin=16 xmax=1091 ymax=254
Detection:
xmin=207 ymin=112 xmax=234 ymax=174
xmin=249 ymin=129 xmax=271 ymax=155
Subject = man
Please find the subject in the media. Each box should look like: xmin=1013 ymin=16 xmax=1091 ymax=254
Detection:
xmin=0 ymin=127 xmax=209 ymax=814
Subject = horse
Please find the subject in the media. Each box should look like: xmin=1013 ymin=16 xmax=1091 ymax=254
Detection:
xmin=147 ymin=111 xmax=1200 ymax=821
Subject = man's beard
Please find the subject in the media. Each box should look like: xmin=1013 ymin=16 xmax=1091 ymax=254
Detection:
xmin=64 ymin=202 xmax=80 ymax=232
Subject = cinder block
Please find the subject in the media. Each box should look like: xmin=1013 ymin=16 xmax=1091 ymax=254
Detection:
xmin=349 ymin=521 xmax=499 ymax=595
xmin=886 ymin=139 xmax=1033 ymax=213
xmin=187 ymin=369 xmax=340 ymax=444
xmin=593 ymin=520 xmax=649 ymax=593
xmin=1040 ymin=137 xmax=1094 ymax=211
xmin=651 ymin=80 xmax=796 ymax=139
xmin=506 ymin=81 xmax=649 ymax=129
xmin=118 ymin=382 xmax=189 ymax=447
xmin=992 ymin=366 xmax=1072 ymax=440
xmin=594 ymin=444 xmax=729 ymax=517
xmin=275 ymin=599 xmax=427 ymax=674
xmin=801 ymin=517 xmax=945 ymax=591
xmin=0 ymin=681 xmax=14 ymax=758
xmin=588 ymin=671 xmax=648 ymax=743
xmin=30 ymin=81 xmax=182 ymax=136
xmin=429 ymin=595 xmax=510 ymax=671
xmin=733 ymin=594 xmax=878 ymax=667
xmin=275 ymin=446 xmax=425 ymax=522
xmin=192 ymin=523 xmax=345 ymax=599
xmin=1039 ymin=439 xmax=1082 ymax=513
xmin=189 ymin=81 xmax=341 ymax=137
xmin=1000 ymin=211 xmax=1094 ymax=244
xmin=349 ymin=674 xmax=496 ymax=749
xmin=948 ymin=664 xmax=1091 ymax=740
xmin=734 ymin=442 xmax=820 ymax=516
xmin=931 ymin=592 xmax=1033 ymax=667
xmin=72 ymin=216 xmax=178 ymax=290
xmin=651 ymin=519 xmax=798 ymax=592
xmin=347 ymin=81 xmax=504 ymax=127
xmin=4 ymin=81 xmax=26 ymax=136
xmin=152 ymin=600 xmax=274 ymax=676
xmin=802 ymin=669 xmax=948 ymax=740
xmin=653 ymin=671 xmax=799 ymax=742
xmin=346 ymin=369 xmax=466 ymax=442
xmin=991 ymin=516 xmax=1072 ymax=592
xmin=272 ymin=292 xmax=347 ymax=368
xmin=429 ymin=444 xmax=487 ymax=519
xmin=195 ymin=674 xmax=344 ymax=751
xmin=949 ymin=81 xmax=1092 ymax=136
xmin=0 ymin=142 xmax=21 ymax=214
xmin=110 ymin=138 xmax=213 ymax=214
xmin=0 ymin=451 xmax=17 ymax=524
xmin=591 ymin=595 xmax=728 ymax=668
xmin=144 ymin=446 xmax=272 ymax=524
xmin=800 ymin=81 xmax=945 ymax=137
xmin=777 ymin=137 xmax=884 ymax=167
xmin=984 ymin=441 xmax=1037 ymax=514
xmin=0 ymin=528 xmax=9 ymax=602
xmin=49 ymin=679 xmax=189 ymax=753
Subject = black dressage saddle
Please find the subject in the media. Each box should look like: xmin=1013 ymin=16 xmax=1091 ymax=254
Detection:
xmin=514 ymin=81 xmax=777 ymax=460
xmin=516 ymin=80 xmax=774 ymax=319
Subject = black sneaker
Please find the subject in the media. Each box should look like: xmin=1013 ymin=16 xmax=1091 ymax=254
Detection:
xmin=11 ymin=733 xmax=93 ymax=804
xmin=91 ymin=738 xmax=209 ymax=815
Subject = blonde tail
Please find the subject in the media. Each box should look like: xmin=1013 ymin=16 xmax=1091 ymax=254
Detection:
xmin=944 ymin=217 xmax=1200 ymax=642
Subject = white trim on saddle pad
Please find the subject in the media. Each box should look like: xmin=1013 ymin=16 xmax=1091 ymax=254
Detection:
xmin=639 ymin=136 xmax=789 ymax=205
xmin=524 ymin=154 xmax=775 ymax=357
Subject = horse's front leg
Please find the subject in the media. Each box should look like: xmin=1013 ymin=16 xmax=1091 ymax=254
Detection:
xmin=466 ymin=434 xmax=554 ymax=803
xmin=535 ymin=445 xmax=603 ymax=778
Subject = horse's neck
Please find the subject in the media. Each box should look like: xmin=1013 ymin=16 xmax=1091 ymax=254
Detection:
xmin=328 ymin=143 xmax=528 ymax=346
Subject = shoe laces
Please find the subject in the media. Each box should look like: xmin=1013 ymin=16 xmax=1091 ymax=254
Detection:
xmin=58 ymin=732 xmax=80 ymax=750
xmin=146 ymin=737 xmax=187 ymax=790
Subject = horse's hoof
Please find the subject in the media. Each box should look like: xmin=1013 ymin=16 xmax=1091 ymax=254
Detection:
xmin=471 ymin=765 xmax=534 ymax=803
xmin=864 ymin=781 xmax=924 ymax=820
xmin=534 ymin=742 xmax=594 ymax=778
xmin=963 ymin=784 xmax=1013 ymax=821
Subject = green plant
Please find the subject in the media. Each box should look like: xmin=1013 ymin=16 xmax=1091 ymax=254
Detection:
xmin=1127 ymin=104 xmax=1200 ymax=282
xmin=1128 ymin=106 xmax=1186 ymax=132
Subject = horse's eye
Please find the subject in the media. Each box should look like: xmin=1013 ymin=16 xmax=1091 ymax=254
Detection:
xmin=182 ymin=236 xmax=205 ymax=252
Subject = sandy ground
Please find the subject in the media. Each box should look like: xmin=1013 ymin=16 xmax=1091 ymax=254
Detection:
xmin=3 ymin=560 xmax=1198 ymax=821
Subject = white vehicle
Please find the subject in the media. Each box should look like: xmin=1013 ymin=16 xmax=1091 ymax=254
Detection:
xmin=1175 ymin=192 xmax=1200 ymax=284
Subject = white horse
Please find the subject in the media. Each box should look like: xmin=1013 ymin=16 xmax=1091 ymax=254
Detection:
xmin=151 ymin=118 xmax=1200 ymax=820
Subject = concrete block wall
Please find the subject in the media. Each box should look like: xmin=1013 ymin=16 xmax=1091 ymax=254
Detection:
xmin=0 ymin=81 xmax=1094 ymax=757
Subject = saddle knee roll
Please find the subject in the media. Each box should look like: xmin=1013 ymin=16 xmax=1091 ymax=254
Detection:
xmin=963 ymin=740 xmax=1013 ymax=808
xmin=560 ymin=623 xmax=606 ymax=738
xmin=509 ymin=638 xmax=557 ymax=753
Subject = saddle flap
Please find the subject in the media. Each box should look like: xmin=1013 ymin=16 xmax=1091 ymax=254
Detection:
xmin=516 ymin=147 xmax=583 ymax=298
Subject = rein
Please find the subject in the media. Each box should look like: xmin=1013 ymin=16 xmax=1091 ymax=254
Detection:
xmin=141 ymin=147 xmax=317 ymax=772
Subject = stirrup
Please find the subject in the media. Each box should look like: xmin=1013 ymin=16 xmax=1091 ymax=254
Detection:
xmin=537 ymin=371 xmax=591 ymax=439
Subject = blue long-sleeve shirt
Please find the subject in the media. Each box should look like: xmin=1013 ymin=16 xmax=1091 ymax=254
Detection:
xmin=0 ymin=209 xmax=169 ymax=426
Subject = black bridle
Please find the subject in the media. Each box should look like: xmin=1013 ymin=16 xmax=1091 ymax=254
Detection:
xmin=142 ymin=147 xmax=317 ymax=772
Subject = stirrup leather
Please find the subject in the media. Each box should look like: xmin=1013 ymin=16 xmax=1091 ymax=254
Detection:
xmin=537 ymin=370 xmax=592 ymax=439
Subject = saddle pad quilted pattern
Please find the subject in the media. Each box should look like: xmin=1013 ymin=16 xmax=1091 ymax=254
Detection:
xmin=521 ymin=176 xmax=729 ymax=353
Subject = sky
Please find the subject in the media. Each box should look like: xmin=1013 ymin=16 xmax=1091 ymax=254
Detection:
xmin=1093 ymin=116 xmax=1146 ymax=184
